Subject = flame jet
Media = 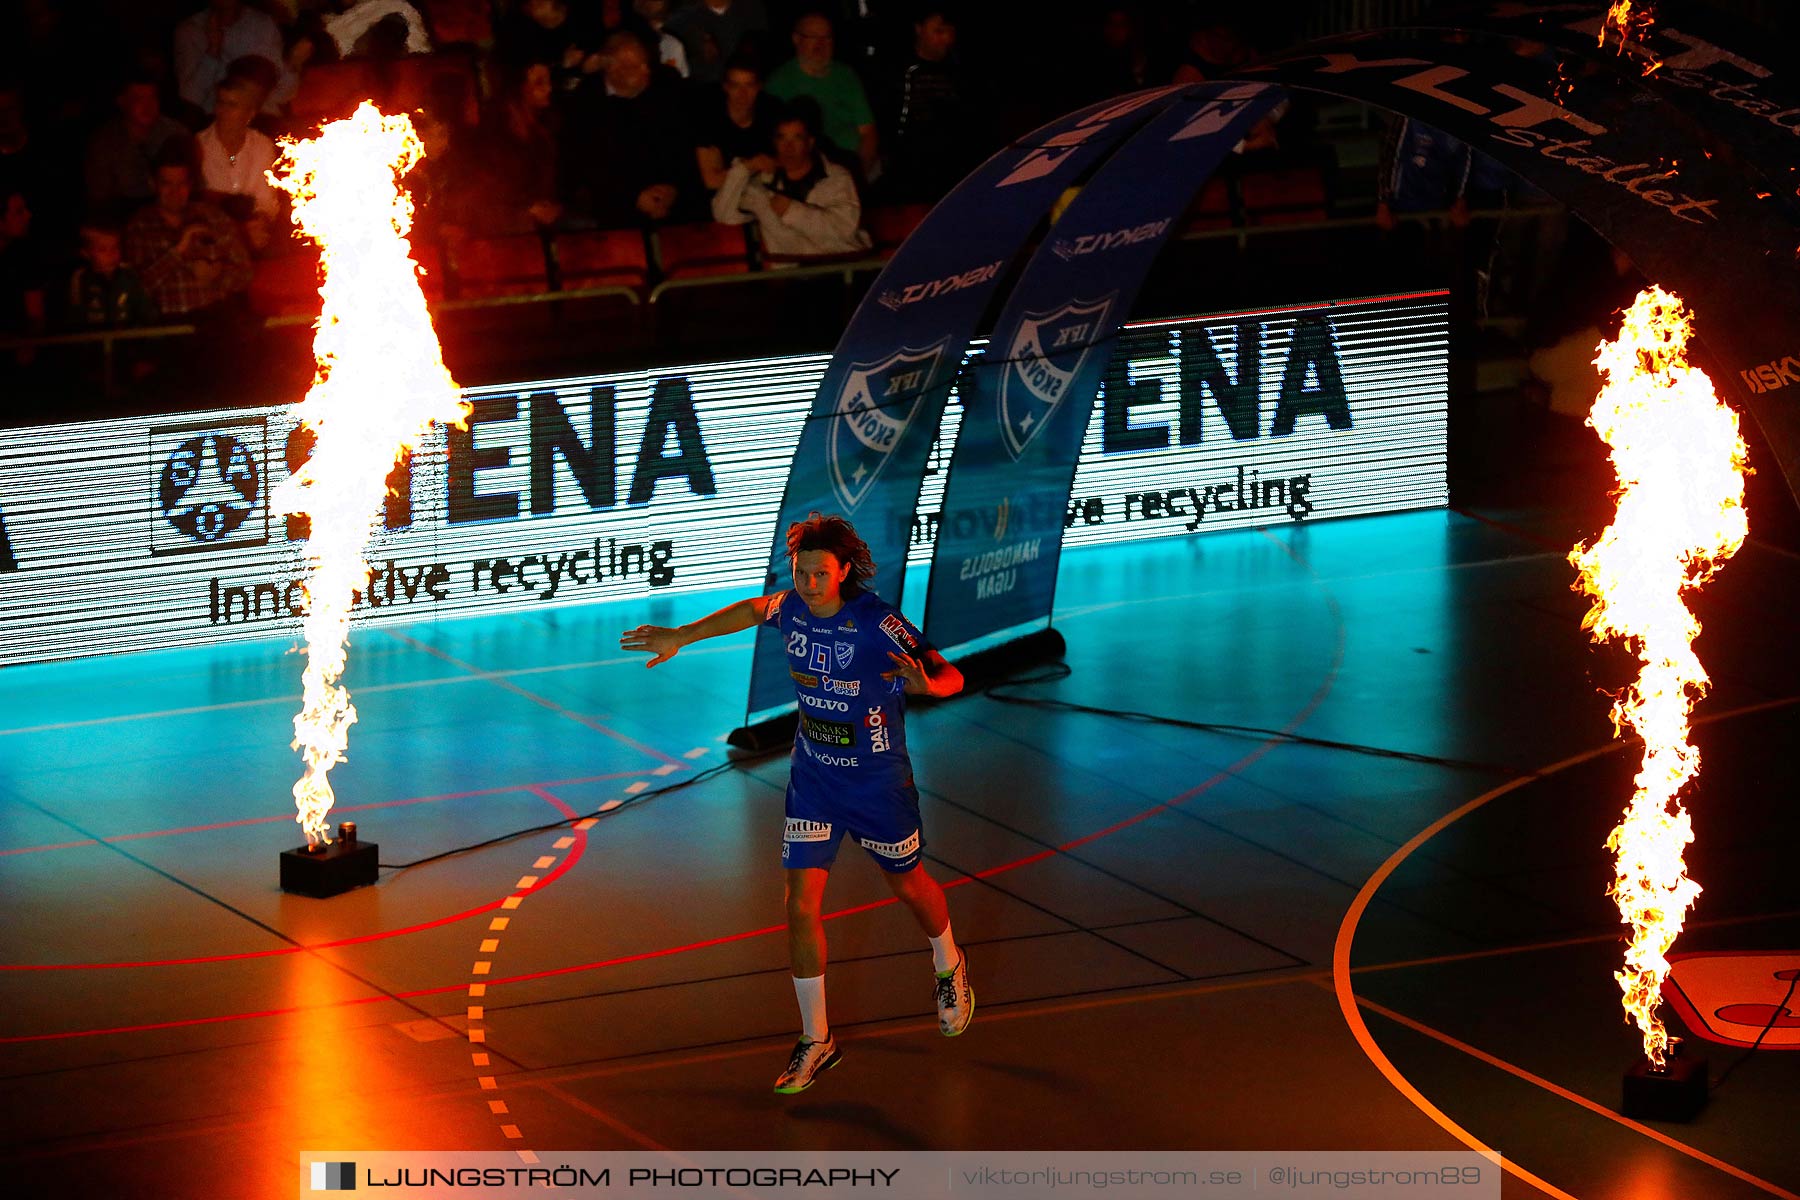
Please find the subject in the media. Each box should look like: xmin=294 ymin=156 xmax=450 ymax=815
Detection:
xmin=1570 ymin=287 xmax=1748 ymax=1067
xmin=268 ymin=103 xmax=469 ymax=846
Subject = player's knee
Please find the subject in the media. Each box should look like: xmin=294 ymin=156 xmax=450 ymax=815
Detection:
xmin=785 ymin=882 xmax=824 ymax=923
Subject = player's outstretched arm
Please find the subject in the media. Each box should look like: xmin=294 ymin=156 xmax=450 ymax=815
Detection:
xmin=620 ymin=596 xmax=771 ymax=667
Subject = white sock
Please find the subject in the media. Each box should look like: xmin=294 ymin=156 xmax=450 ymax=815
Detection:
xmin=929 ymin=925 xmax=958 ymax=974
xmin=793 ymin=974 xmax=828 ymax=1042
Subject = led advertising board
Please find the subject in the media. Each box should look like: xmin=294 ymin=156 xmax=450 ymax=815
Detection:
xmin=0 ymin=293 xmax=1446 ymax=667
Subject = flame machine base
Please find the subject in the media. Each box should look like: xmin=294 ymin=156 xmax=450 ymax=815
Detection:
xmin=280 ymin=838 xmax=379 ymax=898
xmin=1621 ymin=1050 xmax=1708 ymax=1122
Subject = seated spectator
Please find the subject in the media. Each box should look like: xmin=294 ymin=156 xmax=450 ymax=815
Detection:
xmin=711 ymin=102 xmax=871 ymax=259
xmin=694 ymin=53 xmax=781 ymax=193
xmin=633 ymin=0 xmax=690 ymax=78
xmin=196 ymin=76 xmax=280 ymax=252
xmin=667 ymin=0 xmax=769 ymax=86
xmin=173 ymin=0 xmax=299 ymax=118
xmin=0 ymin=182 xmax=48 ymax=337
xmin=63 ymin=218 xmax=159 ymax=330
xmin=767 ymin=12 xmax=878 ymax=181
xmin=878 ymin=5 xmax=987 ymax=203
xmin=469 ymin=61 xmax=565 ymax=234
xmin=568 ymin=32 xmax=696 ymax=225
xmin=123 ymin=148 xmax=253 ymax=318
xmin=84 ymin=74 xmax=192 ymax=221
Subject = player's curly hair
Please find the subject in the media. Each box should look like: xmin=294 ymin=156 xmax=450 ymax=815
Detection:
xmin=786 ymin=512 xmax=877 ymax=596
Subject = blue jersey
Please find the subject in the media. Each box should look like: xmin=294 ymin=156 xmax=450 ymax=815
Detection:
xmin=762 ymin=588 xmax=929 ymax=796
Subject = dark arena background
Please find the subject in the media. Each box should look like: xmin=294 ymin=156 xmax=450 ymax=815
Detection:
xmin=2 ymin=2 xmax=1798 ymax=1199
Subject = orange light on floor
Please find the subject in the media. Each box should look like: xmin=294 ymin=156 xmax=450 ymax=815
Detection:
xmin=268 ymin=103 xmax=469 ymax=848
xmin=1569 ymin=286 xmax=1748 ymax=1068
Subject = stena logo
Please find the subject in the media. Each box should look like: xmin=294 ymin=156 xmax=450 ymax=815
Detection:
xmin=995 ymin=87 xmax=1181 ymax=188
xmin=800 ymin=693 xmax=850 ymax=713
xmin=829 ymin=340 xmax=948 ymax=510
xmin=1001 ymin=294 xmax=1117 ymax=460
xmin=813 ymin=752 xmax=860 ymax=768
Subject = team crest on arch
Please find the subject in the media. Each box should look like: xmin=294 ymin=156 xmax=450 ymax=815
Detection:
xmin=829 ymin=340 xmax=949 ymax=510
xmin=1000 ymin=295 xmax=1116 ymax=460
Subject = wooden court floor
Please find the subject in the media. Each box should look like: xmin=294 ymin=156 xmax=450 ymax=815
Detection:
xmin=1 ymin=503 xmax=1795 ymax=1200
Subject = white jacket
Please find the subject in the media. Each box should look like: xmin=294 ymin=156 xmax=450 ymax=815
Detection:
xmin=711 ymin=157 xmax=872 ymax=260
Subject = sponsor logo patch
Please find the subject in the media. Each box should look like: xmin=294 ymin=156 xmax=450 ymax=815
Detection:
xmin=810 ymin=644 xmax=830 ymax=673
xmin=784 ymin=818 xmax=834 ymax=843
xmin=879 ymin=613 xmax=916 ymax=651
xmin=799 ymin=692 xmax=850 ymax=713
xmin=824 ymin=677 xmax=860 ymax=696
xmin=856 ymin=830 xmax=921 ymax=860
xmin=866 ymin=706 xmax=891 ymax=752
xmin=800 ymin=713 xmax=855 ymax=747
xmin=812 ymin=752 xmax=860 ymax=768
xmin=834 ymin=641 xmax=854 ymax=670
xmin=790 ymin=669 xmax=820 ymax=688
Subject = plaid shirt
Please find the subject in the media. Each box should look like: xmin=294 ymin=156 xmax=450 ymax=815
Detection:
xmin=123 ymin=201 xmax=252 ymax=317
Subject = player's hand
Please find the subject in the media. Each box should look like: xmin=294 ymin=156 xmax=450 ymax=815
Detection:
xmin=883 ymin=650 xmax=928 ymax=694
xmin=621 ymin=624 xmax=682 ymax=667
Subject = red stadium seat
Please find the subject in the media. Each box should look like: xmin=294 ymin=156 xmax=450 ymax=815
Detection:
xmin=288 ymin=61 xmax=382 ymax=127
xmin=865 ymin=203 xmax=930 ymax=258
xmin=1239 ymin=167 xmax=1329 ymax=225
xmin=553 ymin=229 xmax=650 ymax=292
xmin=386 ymin=53 xmax=481 ymax=126
xmin=248 ymin=249 xmax=322 ymax=319
xmin=450 ymin=233 xmax=551 ymax=298
xmin=653 ymin=222 xmax=752 ymax=280
xmin=1181 ymin=176 xmax=1235 ymax=232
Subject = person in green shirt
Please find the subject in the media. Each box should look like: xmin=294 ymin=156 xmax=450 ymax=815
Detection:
xmin=765 ymin=11 xmax=879 ymax=181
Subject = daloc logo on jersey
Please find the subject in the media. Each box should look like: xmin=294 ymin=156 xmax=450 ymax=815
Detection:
xmin=150 ymin=420 xmax=268 ymax=555
xmin=829 ymin=340 xmax=947 ymax=509
xmin=1000 ymin=295 xmax=1115 ymax=460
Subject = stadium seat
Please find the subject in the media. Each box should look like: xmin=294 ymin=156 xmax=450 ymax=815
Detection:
xmin=386 ymin=52 xmax=481 ymax=126
xmin=449 ymin=233 xmax=552 ymax=299
xmin=865 ymin=203 xmax=931 ymax=258
xmin=1181 ymin=176 xmax=1235 ymax=233
xmin=1239 ymin=167 xmax=1329 ymax=225
xmin=553 ymin=229 xmax=650 ymax=292
xmin=248 ymin=249 xmax=322 ymax=319
xmin=287 ymin=61 xmax=382 ymax=127
xmin=652 ymin=222 xmax=752 ymax=280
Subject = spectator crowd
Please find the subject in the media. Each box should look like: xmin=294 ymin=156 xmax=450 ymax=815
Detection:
xmin=0 ymin=1 xmax=1301 ymax=405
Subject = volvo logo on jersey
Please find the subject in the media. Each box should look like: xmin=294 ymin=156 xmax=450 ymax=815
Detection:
xmin=829 ymin=341 xmax=947 ymax=510
xmin=1001 ymin=295 xmax=1118 ymax=460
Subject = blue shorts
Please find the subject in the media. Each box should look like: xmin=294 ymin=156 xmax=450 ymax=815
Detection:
xmin=782 ymin=778 xmax=924 ymax=874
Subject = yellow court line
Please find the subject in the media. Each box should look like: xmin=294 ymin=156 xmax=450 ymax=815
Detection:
xmin=1333 ymin=694 xmax=1800 ymax=1200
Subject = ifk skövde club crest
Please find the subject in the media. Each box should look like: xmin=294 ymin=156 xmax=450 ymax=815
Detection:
xmin=828 ymin=340 xmax=948 ymax=510
xmin=1000 ymin=295 xmax=1116 ymax=460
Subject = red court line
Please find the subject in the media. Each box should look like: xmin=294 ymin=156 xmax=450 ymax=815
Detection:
xmin=0 ymin=782 xmax=607 ymax=971
xmin=0 ymin=769 xmax=645 ymax=861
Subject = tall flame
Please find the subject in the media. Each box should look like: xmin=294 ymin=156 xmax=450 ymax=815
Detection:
xmin=268 ymin=104 xmax=469 ymax=846
xmin=1600 ymin=0 xmax=1662 ymax=72
xmin=1569 ymin=286 xmax=1748 ymax=1067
